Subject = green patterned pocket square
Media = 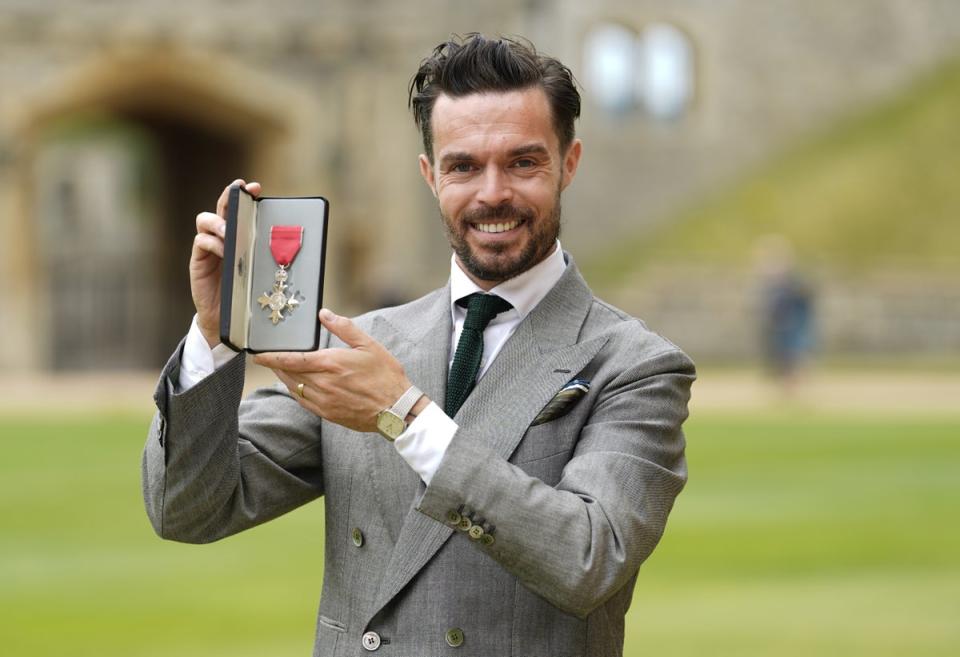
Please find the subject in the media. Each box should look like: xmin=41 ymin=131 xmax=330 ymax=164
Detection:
xmin=531 ymin=379 xmax=590 ymax=426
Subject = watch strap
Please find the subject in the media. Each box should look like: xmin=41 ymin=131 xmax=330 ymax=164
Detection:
xmin=389 ymin=385 xmax=423 ymax=422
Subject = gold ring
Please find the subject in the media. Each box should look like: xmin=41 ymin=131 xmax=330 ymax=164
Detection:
xmin=296 ymin=383 xmax=306 ymax=399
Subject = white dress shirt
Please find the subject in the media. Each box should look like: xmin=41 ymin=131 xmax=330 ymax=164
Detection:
xmin=177 ymin=242 xmax=567 ymax=485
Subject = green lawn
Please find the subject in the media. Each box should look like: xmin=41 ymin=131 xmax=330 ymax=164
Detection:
xmin=1 ymin=409 xmax=957 ymax=656
xmin=624 ymin=411 xmax=960 ymax=657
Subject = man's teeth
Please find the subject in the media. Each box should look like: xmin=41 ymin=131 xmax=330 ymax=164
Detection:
xmin=476 ymin=220 xmax=521 ymax=233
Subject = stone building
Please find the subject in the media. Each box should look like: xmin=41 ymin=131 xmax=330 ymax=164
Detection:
xmin=1 ymin=0 xmax=959 ymax=370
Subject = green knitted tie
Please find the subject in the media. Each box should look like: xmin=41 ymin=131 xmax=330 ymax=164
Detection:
xmin=445 ymin=293 xmax=513 ymax=417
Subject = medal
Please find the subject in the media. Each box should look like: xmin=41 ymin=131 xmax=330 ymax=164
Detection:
xmin=258 ymin=225 xmax=304 ymax=324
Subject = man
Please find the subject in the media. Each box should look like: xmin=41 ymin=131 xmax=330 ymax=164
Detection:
xmin=143 ymin=34 xmax=694 ymax=657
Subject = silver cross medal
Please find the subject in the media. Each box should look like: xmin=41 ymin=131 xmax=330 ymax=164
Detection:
xmin=258 ymin=265 xmax=300 ymax=324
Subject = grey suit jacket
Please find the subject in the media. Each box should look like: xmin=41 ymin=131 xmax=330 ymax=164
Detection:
xmin=142 ymin=258 xmax=695 ymax=657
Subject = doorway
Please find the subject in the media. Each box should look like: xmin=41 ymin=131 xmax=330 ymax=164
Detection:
xmin=34 ymin=111 xmax=251 ymax=369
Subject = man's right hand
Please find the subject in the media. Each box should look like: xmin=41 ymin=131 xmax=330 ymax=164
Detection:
xmin=191 ymin=179 xmax=262 ymax=348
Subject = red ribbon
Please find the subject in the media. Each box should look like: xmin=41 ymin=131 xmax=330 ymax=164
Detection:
xmin=269 ymin=226 xmax=304 ymax=267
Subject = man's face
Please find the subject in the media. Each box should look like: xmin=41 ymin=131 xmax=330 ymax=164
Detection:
xmin=419 ymin=87 xmax=582 ymax=289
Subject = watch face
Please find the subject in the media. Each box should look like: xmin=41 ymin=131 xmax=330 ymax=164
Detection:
xmin=377 ymin=411 xmax=405 ymax=439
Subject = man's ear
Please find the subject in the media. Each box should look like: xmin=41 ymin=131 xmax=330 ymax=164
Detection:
xmin=560 ymin=139 xmax=583 ymax=191
xmin=419 ymin=154 xmax=438 ymax=198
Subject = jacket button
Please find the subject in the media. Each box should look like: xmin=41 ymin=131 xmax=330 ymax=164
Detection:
xmin=446 ymin=509 xmax=462 ymax=525
xmin=467 ymin=525 xmax=484 ymax=541
xmin=351 ymin=527 xmax=364 ymax=547
xmin=361 ymin=630 xmax=381 ymax=651
xmin=445 ymin=627 xmax=465 ymax=647
xmin=457 ymin=516 xmax=472 ymax=531
xmin=480 ymin=533 xmax=495 ymax=547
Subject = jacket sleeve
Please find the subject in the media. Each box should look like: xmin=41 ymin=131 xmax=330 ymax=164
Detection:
xmin=141 ymin=340 xmax=325 ymax=544
xmin=415 ymin=345 xmax=694 ymax=619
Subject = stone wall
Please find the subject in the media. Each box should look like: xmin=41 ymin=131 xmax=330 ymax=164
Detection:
xmin=609 ymin=266 xmax=960 ymax=363
xmin=1 ymin=0 xmax=958 ymax=368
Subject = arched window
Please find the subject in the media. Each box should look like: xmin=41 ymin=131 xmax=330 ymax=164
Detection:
xmin=583 ymin=23 xmax=638 ymax=114
xmin=583 ymin=21 xmax=694 ymax=120
xmin=636 ymin=22 xmax=694 ymax=120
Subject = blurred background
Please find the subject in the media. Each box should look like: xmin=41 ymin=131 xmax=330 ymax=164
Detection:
xmin=0 ymin=1 xmax=957 ymax=656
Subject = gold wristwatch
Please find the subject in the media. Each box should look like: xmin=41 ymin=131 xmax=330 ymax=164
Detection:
xmin=376 ymin=385 xmax=423 ymax=441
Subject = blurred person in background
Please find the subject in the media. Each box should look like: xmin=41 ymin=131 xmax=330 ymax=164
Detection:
xmin=756 ymin=234 xmax=815 ymax=392
xmin=142 ymin=34 xmax=694 ymax=657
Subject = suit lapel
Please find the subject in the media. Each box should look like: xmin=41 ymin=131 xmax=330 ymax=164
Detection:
xmin=455 ymin=263 xmax=607 ymax=461
xmin=366 ymin=260 xmax=606 ymax=623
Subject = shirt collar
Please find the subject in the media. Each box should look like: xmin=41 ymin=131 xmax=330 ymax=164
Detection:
xmin=449 ymin=241 xmax=566 ymax=322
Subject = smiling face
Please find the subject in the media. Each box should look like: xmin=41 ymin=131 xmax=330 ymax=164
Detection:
xmin=419 ymin=87 xmax=582 ymax=289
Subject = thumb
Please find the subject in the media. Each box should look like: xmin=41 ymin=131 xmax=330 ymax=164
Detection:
xmin=244 ymin=181 xmax=262 ymax=198
xmin=319 ymin=308 xmax=370 ymax=349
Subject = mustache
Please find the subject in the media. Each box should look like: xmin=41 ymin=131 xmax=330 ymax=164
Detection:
xmin=461 ymin=204 xmax=535 ymax=224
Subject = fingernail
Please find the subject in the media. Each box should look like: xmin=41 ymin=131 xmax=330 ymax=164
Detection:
xmin=319 ymin=308 xmax=335 ymax=322
xmin=218 ymin=224 xmax=226 ymax=237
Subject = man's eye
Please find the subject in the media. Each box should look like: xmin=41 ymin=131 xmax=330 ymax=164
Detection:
xmin=513 ymin=158 xmax=536 ymax=168
xmin=451 ymin=163 xmax=474 ymax=173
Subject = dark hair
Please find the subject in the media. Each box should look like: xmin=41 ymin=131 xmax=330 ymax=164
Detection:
xmin=409 ymin=34 xmax=581 ymax=161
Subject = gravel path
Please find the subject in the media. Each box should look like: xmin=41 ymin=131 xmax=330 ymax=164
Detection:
xmin=0 ymin=363 xmax=957 ymax=416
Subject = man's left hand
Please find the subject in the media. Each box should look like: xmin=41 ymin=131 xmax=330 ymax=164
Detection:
xmin=254 ymin=309 xmax=413 ymax=433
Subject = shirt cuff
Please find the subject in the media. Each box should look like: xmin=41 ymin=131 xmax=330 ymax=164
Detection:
xmin=177 ymin=315 xmax=238 ymax=392
xmin=393 ymin=401 xmax=457 ymax=486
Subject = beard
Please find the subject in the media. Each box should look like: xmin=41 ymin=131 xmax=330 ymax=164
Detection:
xmin=440 ymin=191 xmax=562 ymax=284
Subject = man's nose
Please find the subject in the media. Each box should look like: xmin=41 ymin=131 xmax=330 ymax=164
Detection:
xmin=475 ymin=167 xmax=513 ymax=206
